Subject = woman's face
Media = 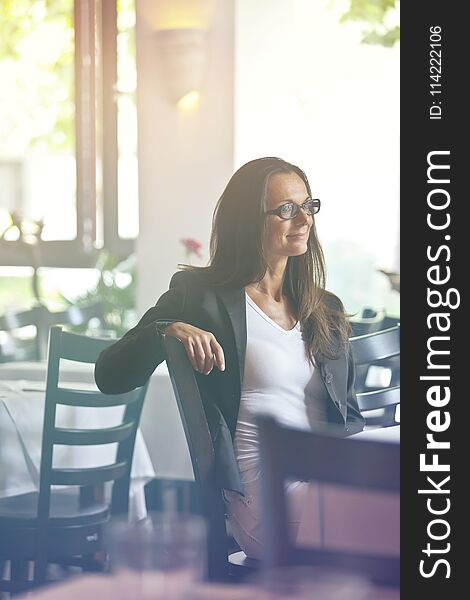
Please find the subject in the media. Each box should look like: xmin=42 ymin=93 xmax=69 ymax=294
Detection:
xmin=263 ymin=171 xmax=313 ymax=262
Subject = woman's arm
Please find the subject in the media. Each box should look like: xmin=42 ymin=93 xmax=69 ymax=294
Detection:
xmin=94 ymin=272 xmax=187 ymax=394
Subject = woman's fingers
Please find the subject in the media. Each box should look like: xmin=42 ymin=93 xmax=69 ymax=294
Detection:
xmin=193 ymin=338 xmax=207 ymax=373
xmin=182 ymin=338 xmax=198 ymax=372
xmin=201 ymin=336 xmax=215 ymax=374
xmin=164 ymin=322 xmax=224 ymax=374
xmin=210 ymin=336 xmax=225 ymax=372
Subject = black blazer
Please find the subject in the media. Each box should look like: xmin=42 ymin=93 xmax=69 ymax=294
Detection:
xmin=95 ymin=270 xmax=365 ymax=494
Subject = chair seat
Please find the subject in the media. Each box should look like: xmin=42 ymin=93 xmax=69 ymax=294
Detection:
xmin=0 ymin=490 xmax=109 ymax=528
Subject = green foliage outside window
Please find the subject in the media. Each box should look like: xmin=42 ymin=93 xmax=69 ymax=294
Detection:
xmin=340 ymin=0 xmax=400 ymax=47
xmin=0 ymin=0 xmax=74 ymax=153
xmin=62 ymin=251 xmax=137 ymax=337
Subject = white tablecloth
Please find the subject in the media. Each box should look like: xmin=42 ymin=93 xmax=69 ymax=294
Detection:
xmin=0 ymin=379 xmax=156 ymax=520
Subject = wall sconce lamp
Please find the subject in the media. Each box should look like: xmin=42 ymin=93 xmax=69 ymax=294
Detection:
xmin=140 ymin=0 xmax=217 ymax=107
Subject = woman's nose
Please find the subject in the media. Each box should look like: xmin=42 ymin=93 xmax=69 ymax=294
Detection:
xmin=295 ymin=206 xmax=311 ymax=224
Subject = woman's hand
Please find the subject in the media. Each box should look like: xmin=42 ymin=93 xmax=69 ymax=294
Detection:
xmin=163 ymin=322 xmax=225 ymax=375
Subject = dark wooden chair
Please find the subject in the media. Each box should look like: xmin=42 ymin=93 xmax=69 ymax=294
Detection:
xmin=258 ymin=415 xmax=400 ymax=586
xmin=0 ymin=305 xmax=49 ymax=362
xmin=0 ymin=326 xmax=148 ymax=594
xmin=350 ymin=325 xmax=400 ymax=428
xmin=349 ymin=308 xmax=386 ymax=337
xmin=350 ymin=308 xmax=399 ymax=338
xmin=163 ymin=335 xmax=259 ymax=582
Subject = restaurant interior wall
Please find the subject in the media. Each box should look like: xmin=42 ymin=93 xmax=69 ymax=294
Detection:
xmin=135 ymin=0 xmax=234 ymax=315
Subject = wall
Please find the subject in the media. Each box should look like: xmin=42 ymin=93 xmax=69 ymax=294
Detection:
xmin=135 ymin=0 xmax=234 ymax=315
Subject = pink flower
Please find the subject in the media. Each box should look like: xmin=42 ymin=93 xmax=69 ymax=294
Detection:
xmin=180 ymin=237 xmax=202 ymax=258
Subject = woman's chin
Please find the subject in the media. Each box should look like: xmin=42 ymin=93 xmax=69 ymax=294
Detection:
xmin=287 ymin=241 xmax=309 ymax=256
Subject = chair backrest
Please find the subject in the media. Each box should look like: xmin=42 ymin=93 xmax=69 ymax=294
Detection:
xmin=350 ymin=325 xmax=400 ymax=428
xmin=163 ymin=335 xmax=228 ymax=580
xmin=349 ymin=308 xmax=386 ymax=337
xmin=258 ymin=415 xmax=400 ymax=585
xmin=0 ymin=305 xmax=49 ymax=361
xmin=37 ymin=326 xmax=148 ymax=543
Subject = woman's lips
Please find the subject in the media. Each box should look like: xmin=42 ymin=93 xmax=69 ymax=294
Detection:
xmin=287 ymin=232 xmax=307 ymax=239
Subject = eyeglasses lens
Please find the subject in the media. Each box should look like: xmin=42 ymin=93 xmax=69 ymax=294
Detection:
xmin=280 ymin=204 xmax=295 ymax=219
xmin=279 ymin=200 xmax=320 ymax=220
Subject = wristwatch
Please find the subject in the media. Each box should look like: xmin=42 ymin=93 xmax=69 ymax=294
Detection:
xmin=154 ymin=321 xmax=174 ymax=335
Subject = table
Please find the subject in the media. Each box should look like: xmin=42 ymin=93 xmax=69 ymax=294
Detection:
xmin=18 ymin=571 xmax=400 ymax=599
xmin=0 ymin=380 xmax=156 ymax=520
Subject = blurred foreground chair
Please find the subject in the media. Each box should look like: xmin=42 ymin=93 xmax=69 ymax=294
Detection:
xmin=0 ymin=326 xmax=148 ymax=595
xmin=350 ymin=325 xmax=400 ymax=428
xmin=0 ymin=305 xmax=49 ymax=362
xmin=258 ymin=415 xmax=400 ymax=586
xmin=164 ymin=335 xmax=259 ymax=582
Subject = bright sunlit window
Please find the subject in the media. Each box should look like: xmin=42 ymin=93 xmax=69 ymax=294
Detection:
xmin=235 ymin=0 xmax=400 ymax=316
xmin=0 ymin=0 xmax=138 ymax=268
xmin=0 ymin=0 xmax=76 ymax=241
xmin=0 ymin=0 xmax=138 ymax=313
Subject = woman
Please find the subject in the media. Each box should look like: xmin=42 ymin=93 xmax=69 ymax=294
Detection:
xmin=95 ymin=157 xmax=365 ymax=558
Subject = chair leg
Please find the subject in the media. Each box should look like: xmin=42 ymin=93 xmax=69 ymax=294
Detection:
xmin=204 ymin=490 xmax=229 ymax=582
xmin=9 ymin=559 xmax=30 ymax=596
xmin=32 ymin=556 xmax=48 ymax=587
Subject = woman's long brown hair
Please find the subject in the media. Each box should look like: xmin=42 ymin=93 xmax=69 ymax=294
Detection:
xmin=183 ymin=157 xmax=350 ymax=361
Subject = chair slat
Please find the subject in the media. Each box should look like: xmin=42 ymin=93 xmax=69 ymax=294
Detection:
xmin=53 ymin=422 xmax=134 ymax=446
xmin=52 ymin=387 xmax=141 ymax=407
xmin=56 ymin=329 xmax=117 ymax=363
xmin=350 ymin=325 xmax=400 ymax=428
xmin=357 ymin=386 xmax=400 ymax=412
xmin=350 ymin=326 xmax=400 ymax=365
xmin=50 ymin=462 xmax=128 ymax=486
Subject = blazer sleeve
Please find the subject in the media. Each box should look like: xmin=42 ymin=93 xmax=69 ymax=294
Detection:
xmin=344 ymin=343 xmax=366 ymax=436
xmin=94 ymin=271 xmax=188 ymax=394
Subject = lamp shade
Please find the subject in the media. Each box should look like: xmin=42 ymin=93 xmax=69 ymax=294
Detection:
xmin=156 ymin=28 xmax=207 ymax=103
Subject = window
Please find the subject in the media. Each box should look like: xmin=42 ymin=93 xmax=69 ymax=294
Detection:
xmin=235 ymin=0 xmax=400 ymax=315
xmin=0 ymin=0 xmax=138 ymax=267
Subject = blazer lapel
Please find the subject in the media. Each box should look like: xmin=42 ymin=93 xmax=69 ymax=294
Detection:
xmin=215 ymin=286 xmax=247 ymax=389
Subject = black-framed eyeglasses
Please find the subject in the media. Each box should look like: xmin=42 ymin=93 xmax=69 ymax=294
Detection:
xmin=265 ymin=198 xmax=321 ymax=220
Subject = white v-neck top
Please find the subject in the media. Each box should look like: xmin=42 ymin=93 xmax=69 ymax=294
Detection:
xmin=234 ymin=294 xmax=329 ymax=474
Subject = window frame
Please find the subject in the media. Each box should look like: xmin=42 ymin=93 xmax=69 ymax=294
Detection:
xmin=0 ymin=0 xmax=134 ymax=268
